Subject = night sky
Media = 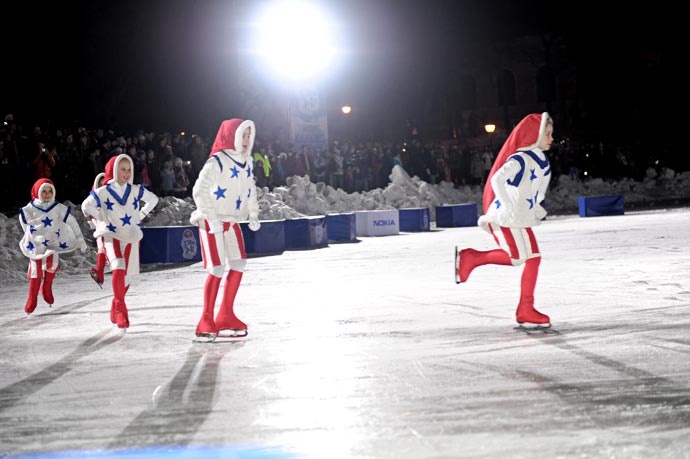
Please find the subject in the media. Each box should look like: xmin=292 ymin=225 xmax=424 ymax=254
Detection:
xmin=2 ymin=0 xmax=682 ymax=150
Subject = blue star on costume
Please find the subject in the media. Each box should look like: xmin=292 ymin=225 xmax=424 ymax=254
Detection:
xmin=59 ymin=242 xmax=68 ymax=249
xmin=105 ymin=198 xmax=114 ymax=211
xmin=526 ymin=192 xmax=539 ymax=209
xmin=55 ymin=229 xmax=61 ymax=238
xmin=246 ymin=166 xmax=252 ymax=177
xmin=107 ymin=223 xmax=117 ymax=232
xmin=43 ymin=239 xmax=50 ymax=247
xmin=29 ymin=225 xmax=37 ymax=234
xmin=27 ymin=241 xmax=35 ymax=251
xmin=495 ymin=199 xmax=503 ymax=208
xmin=214 ymin=186 xmax=227 ymax=200
xmin=132 ymin=196 xmax=140 ymax=209
xmin=235 ymin=196 xmax=242 ymax=210
xmin=530 ymin=168 xmax=537 ymax=180
xmin=230 ymin=166 xmax=240 ymax=178
xmin=120 ymin=214 xmax=132 ymax=226
xmin=42 ymin=216 xmax=53 ymax=227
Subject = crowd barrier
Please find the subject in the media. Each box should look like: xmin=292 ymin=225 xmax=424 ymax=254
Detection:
xmin=140 ymin=226 xmax=202 ymax=264
xmin=284 ymin=216 xmax=328 ymax=250
xmin=239 ymin=220 xmax=286 ymax=257
xmin=355 ymin=209 xmax=399 ymax=237
xmin=578 ymin=195 xmax=625 ymax=217
xmin=435 ymin=203 xmax=478 ymax=227
xmin=326 ymin=213 xmax=358 ymax=243
xmin=399 ymin=207 xmax=430 ymax=232
xmin=141 ymin=195 xmax=628 ymax=263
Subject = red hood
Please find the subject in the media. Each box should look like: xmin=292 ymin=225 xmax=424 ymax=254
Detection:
xmin=209 ymin=118 xmax=256 ymax=157
xmin=31 ymin=178 xmax=55 ymax=201
xmin=104 ymin=154 xmax=133 ymax=185
xmin=482 ymin=112 xmax=551 ymax=213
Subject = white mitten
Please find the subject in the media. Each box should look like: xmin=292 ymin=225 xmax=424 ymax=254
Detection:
xmin=248 ymin=219 xmax=261 ymax=231
xmin=77 ymin=239 xmax=88 ymax=253
xmin=535 ymin=204 xmax=547 ymax=221
xmin=207 ymin=220 xmax=223 ymax=234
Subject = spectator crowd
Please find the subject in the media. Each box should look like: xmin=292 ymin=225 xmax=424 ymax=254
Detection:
xmin=0 ymin=113 xmax=664 ymax=216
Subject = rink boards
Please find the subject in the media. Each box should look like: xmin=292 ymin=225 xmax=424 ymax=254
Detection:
xmin=140 ymin=205 xmax=468 ymax=262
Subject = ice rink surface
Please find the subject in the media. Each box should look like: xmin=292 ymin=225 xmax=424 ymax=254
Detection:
xmin=1 ymin=208 xmax=689 ymax=459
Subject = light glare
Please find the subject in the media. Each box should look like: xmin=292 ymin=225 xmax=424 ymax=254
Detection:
xmin=253 ymin=1 xmax=337 ymax=84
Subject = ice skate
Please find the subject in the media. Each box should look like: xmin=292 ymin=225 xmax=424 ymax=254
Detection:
xmin=516 ymin=308 xmax=551 ymax=329
xmin=194 ymin=316 xmax=218 ymax=343
xmin=215 ymin=270 xmax=247 ymax=338
xmin=455 ymin=247 xmax=479 ymax=284
xmin=90 ymin=268 xmax=104 ymax=288
xmin=114 ymin=300 xmax=129 ymax=330
xmin=216 ymin=316 xmax=248 ymax=338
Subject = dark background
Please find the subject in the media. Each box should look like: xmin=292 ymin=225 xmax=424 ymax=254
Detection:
xmin=2 ymin=0 xmax=683 ymax=151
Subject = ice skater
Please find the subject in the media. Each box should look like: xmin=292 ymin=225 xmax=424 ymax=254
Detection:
xmin=190 ymin=118 xmax=261 ymax=342
xmin=455 ymin=112 xmax=554 ymax=328
xmin=19 ymin=178 xmax=88 ymax=314
xmin=83 ymin=172 xmax=107 ymax=288
xmin=81 ymin=154 xmax=159 ymax=330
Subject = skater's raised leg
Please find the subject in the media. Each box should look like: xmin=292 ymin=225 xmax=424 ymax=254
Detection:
xmin=456 ymin=247 xmax=512 ymax=283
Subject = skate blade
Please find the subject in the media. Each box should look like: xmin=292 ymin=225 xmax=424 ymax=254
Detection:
xmin=192 ymin=334 xmax=216 ymax=343
xmin=516 ymin=323 xmax=551 ymax=329
xmin=217 ymin=330 xmax=248 ymax=338
xmin=90 ymin=271 xmax=104 ymax=289
xmin=515 ymin=324 xmax=558 ymax=334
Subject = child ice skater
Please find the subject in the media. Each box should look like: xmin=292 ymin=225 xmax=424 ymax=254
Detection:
xmin=83 ymin=172 xmax=107 ymax=288
xmin=190 ymin=118 xmax=261 ymax=342
xmin=455 ymin=112 xmax=554 ymax=328
xmin=19 ymin=178 xmax=88 ymax=314
xmin=81 ymin=154 xmax=159 ymax=330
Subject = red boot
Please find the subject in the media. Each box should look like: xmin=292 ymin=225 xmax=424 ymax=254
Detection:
xmin=109 ymin=285 xmax=129 ymax=324
xmin=195 ymin=275 xmax=221 ymax=341
xmin=215 ymin=270 xmax=247 ymax=337
xmin=24 ymin=278 xmax=42 ymax=314
xmin=96 ymin=252 xmax=106 ymax=281
xmin=455 ymin=247 xmax=512 ymax=283
xmin=515 ymin=257 xmax=550 ymax=328
xmin=42 ymin=271 xmax=56 ymax=306
xmin=112 ymin=270 xmax=129 ymax=329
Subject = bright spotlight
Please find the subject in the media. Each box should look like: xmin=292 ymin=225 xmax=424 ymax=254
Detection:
xmin=341 ymin=105 xmax=352 ymax=115
xmin=252 ymin=1 xmax=338 ymax=84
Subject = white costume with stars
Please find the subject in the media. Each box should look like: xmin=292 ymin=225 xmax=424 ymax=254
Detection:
xmin=19 ymin=179 xmax=85 ymax=269
xmin=82 ymin=154 xmax=159 ymax=276
xmin=481 ymin=147 xmax=551 ymax=229
xmin=190 ymin=150 xmax=259 ymax=230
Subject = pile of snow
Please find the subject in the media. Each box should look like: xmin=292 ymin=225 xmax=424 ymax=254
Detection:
xmin=2 ymin=165 xmax=689 ymax=281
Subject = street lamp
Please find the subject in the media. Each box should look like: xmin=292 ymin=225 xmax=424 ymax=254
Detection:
xmin=484 ymin=123 xmax=496 ymax=150
xmin=341 ymin=105 xmax=352 ymax=140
